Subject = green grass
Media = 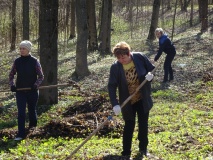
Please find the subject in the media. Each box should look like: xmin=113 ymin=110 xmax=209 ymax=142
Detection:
xmin=1 ymin=6 xmax=213 ymax=160
xmin=1 ymin=89 xmax=212 ymax=159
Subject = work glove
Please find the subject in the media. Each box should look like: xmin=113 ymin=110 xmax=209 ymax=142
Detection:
xmin=31 ymin=85 xmax=38 ymax=91
xmin=145 ymin=72 xmax=154 ymax=81
xmin=113 ymin=105 xmax=121 ymax=115
xmin=10 ymin=85 xmax=16 ymax=92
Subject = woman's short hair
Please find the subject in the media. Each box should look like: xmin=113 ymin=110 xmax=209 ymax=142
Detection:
xmin=155 ymin=28 xmax=164 ymax=34
xmin=112 ymin=41 xmax=131 ymax=57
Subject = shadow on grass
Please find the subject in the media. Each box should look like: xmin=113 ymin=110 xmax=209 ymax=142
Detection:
xmin=102 ymin=154 xmax=146 ymax=160
xmin=102 ymin=155 xmax=131 ymax=160
xmin=0 ymin=120 xmax=16 ymax=130
xmin=36 ymin=105 xmax=52 ymax=116
xmin=0 ymin=139 xmax=20 ymax=152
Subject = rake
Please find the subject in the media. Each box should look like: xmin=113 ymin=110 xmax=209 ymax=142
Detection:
xmin=0 ymin=80 xmax=79 ymax=92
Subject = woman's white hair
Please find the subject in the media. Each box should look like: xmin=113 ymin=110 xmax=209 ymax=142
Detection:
xmin=155 ymin=28 xmax=164 ymax=34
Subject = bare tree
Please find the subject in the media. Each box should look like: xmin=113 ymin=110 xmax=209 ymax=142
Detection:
xmin=72 ymin=0 xmax=90 ymax=79
xmin=69 ymin=0 xmax=75 ymax=39
xmin=99 ymin=0 xmax=112 ymax=55
xmin=87 ymin=0 xmax=98 ymax=51
xmin=23 ymin=0 xmax=29 ymax=40
xmin=190 ymin=0 xmax=193 ymax=27
xmin=179 ymin=0 xmax=191 ymax=12
xmin=166 ymin=0 xmax=171 ymax=10
xmin=39 ymin=0 xmax=59 ymax=105
xmin=198 ymin=0 xmax=208 ymax=32
xmin=10 ymin=0 xmax=16 ymax=51
xmin=147 ymin=0 xmax=160 ymax=41
xmin=171 ymin=0 xmax=178 ymax=41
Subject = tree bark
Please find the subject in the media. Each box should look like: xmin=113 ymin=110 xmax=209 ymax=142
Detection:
xmin=72 ymin=0 xmax=90 ymax=79
xmin=23 ymin=0 xmax=29 ymax=40
xmin=10 ymin=0 xmax=16 ymax=51
xmin=147 ymin=0 xmax=160 ymax=41
xmin=69 ymin=0 xmax=75 ymax=39
xmin=171 ymin=0 xmax=178 ymax=41
xmin=198 ymin=0 xmax=208 ymax=32
xmin=190 ymin=0 xmax=193 ymax=27
xmin=99 ymin=0 xmax=112 ymax=55
xmin=87 ymin=0 xmax=98 ymax=51
xmin=39 ymin=0 xmax=59 ymax=105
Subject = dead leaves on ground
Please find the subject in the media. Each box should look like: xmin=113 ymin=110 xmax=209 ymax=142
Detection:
xmin=0 ymin=93 xmax=123 ymax=139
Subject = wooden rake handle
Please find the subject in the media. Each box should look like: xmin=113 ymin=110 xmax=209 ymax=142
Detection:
xmin=17 ymin=83 xmax=71 ymax=91
xmin=0 ymin=80 xmax=78 ymax=92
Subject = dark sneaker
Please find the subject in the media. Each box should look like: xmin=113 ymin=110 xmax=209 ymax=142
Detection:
xmin=169 ymin=77 xmax=174 ymax=82
xmin=140 ymin=149 xmax=150 ymax=157
xmin=121 ymin=151 xmax=132 ymax=160
xmin=121 ymin=155 xmax=132 ymax=160
xmin=162 ymin=80 xmax=169 ymax=83
xmin=135 ymin=151 xmax=144 ymax=159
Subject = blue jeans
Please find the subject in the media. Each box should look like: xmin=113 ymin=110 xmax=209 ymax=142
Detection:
xmin=121 ymin=100 xmax=149 ymax=156
xmin=16 ymin=91 xmax=39 ymax=137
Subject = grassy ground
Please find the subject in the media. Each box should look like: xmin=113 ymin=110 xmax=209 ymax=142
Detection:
xmin=0 ymin=9 xmax=213 ymax=160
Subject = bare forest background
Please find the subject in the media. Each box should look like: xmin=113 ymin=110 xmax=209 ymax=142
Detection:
xmin=0 ymin=0 xmax=212 ymax=105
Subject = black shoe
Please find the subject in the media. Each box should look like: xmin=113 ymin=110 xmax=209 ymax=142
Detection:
xmin=121 ymin=155 xmax=132 ymax=160
xmin=140 ymin=149 xmax=150 ymax=157
xmin=135 ymin=151 xmax=144 ymax=159
xmin=169 ymin=77 xmax=174 ymax=81
xmin=162 ymin=80 xmax=169 ymax=83
xmin=14 ymin=134 xmax=25 ymax=141
xmin=121 ymin=151 xmax=131 ymax=156
xmin=121 ymin=151 xmax=132 ymax=160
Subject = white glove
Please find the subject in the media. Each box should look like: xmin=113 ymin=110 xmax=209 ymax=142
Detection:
xmin=145 ymin=72 xmax=154 ymax=81
xmin=113 ymin=105 xmax=121 ymax=115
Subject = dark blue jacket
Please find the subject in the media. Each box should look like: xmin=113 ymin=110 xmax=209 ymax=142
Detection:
xmin=108 ymin=52 xmax=155 ymax=120
xmin=154 ymin=34 xmax=176 ymax=61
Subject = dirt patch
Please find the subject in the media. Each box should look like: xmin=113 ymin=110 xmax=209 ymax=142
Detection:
xmin=0 ymin=93 xmax=123 ymax=139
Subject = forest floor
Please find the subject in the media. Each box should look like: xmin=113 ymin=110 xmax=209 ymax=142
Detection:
xmin=0 ymin=17 xmax=213 ymax=160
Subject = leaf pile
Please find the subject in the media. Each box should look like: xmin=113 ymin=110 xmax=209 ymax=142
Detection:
xmin=0 ymin=93 xmax=124 ymax=139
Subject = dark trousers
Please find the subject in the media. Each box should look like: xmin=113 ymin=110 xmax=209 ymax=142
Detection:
xmin=122 ymin=100 xmax=149 ymax=156
xmin=16 ymin=91 xmax=39 ymax=137
xmin=163 ymin=54 xmax=175 ymax=81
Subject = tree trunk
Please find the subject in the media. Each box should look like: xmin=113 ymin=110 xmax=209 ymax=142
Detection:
xmin=171 ymin=0 xmax=178 ymax=41
xmin=179 ymin=0 xmax=184 ymax=11
xmin=198 ymin=0 xmax=208 ymax=32
xmin=10 ymin=0 xmax=16 ymax=51
xmin=128 ymin=0 xmax=133 ymax=38
xmin=147 ymin=0 xmax=160 ymax=41
xmin=97 ymin=0 xmax=102 ymax=40
xmin=190 ymin=0 xmax=193 ymax=27
xmin=99 ymin=0 xmax=112 ymax=55
xmin=72 ymin=0 xmax=90 ymax=79
xmin=198 ymin=0 xmax=202 ymax=22
xmin=39 ymin=0 xmax=59 ymax=105
xmin=87 ymin=0 xmax=98 ymax=51
xmin=69 ymin=0 xmax=75 ymax=39
xmin=167 ymin=0 xmax=171 ymax=10
xmin=179 ymin=0 xmax=191 ymax=12
xmin=23 ymin=0 xmax=29 ymax=40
